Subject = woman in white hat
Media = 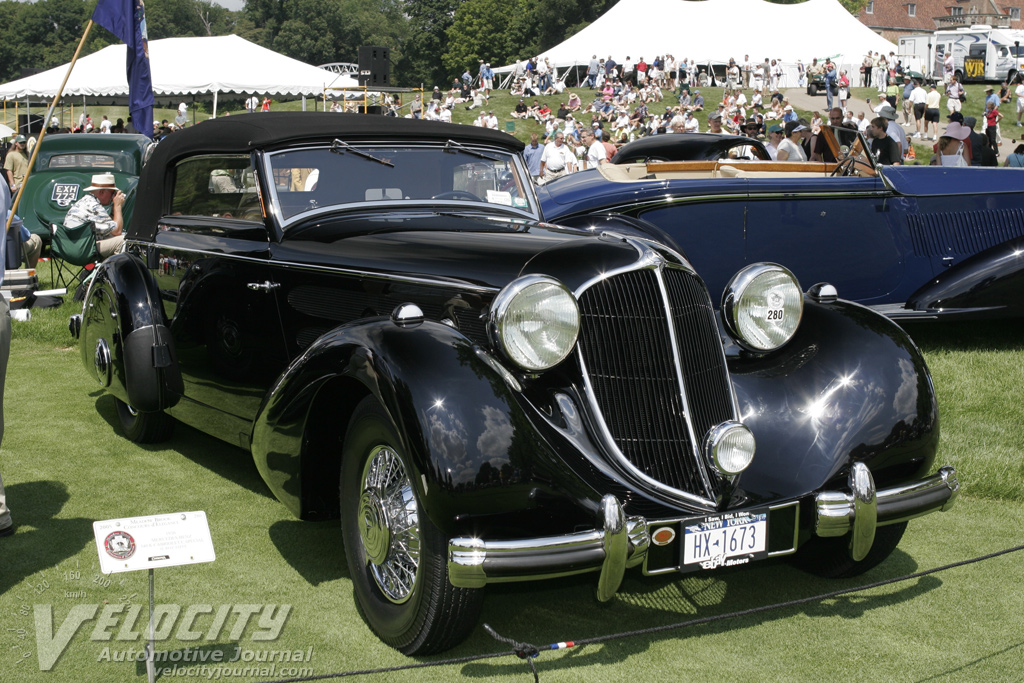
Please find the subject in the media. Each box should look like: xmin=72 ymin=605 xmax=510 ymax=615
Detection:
xmin=931 ymin=122 xmax=971 ymax=167
xmin=62 ymin=173 xmax=125 ymax=258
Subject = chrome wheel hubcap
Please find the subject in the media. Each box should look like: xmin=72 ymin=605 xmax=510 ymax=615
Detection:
xmin=358 ymin=445 xmax=420 ymax=604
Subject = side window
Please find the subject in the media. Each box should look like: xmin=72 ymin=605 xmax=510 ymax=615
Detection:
xmin=170 ymin=155 xmax=260 ymax=219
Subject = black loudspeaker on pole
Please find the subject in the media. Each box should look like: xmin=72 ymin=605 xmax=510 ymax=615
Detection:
xmin=358 ymin=46 xmax=391 ymax=87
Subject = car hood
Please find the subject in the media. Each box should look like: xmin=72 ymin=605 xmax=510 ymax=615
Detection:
xmin=273 ymin=211 xmax=652 ymax=292
xmin=881 ymin=165 xmax=1024 ymax=196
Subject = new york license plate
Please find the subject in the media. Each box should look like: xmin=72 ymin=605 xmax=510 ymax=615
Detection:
xmin=682 ymin=509 xmax=768 ymax=571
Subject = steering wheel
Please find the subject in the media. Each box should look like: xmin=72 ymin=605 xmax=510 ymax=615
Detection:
xmin=432 ymin=190 xmax=482 ymax=201
xmin=830 ymin=156 xmax=856 ymax=177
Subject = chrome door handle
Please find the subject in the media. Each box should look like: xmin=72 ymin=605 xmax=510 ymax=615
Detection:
xmin=246 ymin=280 xmax=280 ymax=292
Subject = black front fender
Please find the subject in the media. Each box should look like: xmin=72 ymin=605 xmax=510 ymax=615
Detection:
xmin=905 ymin=235 xmax=1024 ymax=318
xmin=729 ymin=298 xmax=939 ymax=503
xmin=251 ymin=319 xmax=602 ymax=534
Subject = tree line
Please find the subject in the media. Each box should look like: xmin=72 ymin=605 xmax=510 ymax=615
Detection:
xmin=0 ymin=0 xmax=867 ymax=90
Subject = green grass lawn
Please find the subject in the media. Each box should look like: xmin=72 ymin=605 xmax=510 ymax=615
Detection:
xmin=1 ymin=266 xmax=1022 ymax=682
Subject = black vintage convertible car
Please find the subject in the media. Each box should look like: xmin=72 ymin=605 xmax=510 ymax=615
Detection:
xmin=612 ymin=132 xmax=770 ymax=164
xmin=71 ymin=114 xmax=957 ymax=655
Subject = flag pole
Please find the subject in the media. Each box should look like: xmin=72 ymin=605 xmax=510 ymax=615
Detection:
xmin=7 ymin=20 xmax=95 ymax=234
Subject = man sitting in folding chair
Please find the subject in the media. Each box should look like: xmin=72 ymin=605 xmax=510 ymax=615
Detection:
xmin=62 ymin=173 xmax=125 ymax=259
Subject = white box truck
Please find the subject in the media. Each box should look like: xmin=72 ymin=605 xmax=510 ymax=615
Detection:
xmin=926 ymin=25 xmax=1024 ymax=83
xmin=897 ymin=34 xmax=933 ymax=76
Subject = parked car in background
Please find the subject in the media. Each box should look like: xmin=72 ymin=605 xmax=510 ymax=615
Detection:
xmin=17 ymin=133 xmax=151 ymax=249
xmin=806 ymin=70 xmax=839 ymax=96
xmin=541 ymin=125 xmax=1024 ymax=321
xmin=612 ymin=133 xmax=769 ymax=164
xmin=71 ymin=114 xmax=957 ymax=655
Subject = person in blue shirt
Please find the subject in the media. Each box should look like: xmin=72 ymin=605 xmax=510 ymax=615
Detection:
xmin=522 ymin=133 xmax=544 ymax=181
xmin=1003 ymin=143 xmax=1024 ymax=167
xmin=824 ymin=59 xmax=837 ymax=110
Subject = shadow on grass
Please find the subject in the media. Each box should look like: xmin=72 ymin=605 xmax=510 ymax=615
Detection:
xmin=268 ymin=520 xmax=348 ymax=586
xmin=912 ymin=641 xmax=1024 ymax=682
xmin=456 ymin=549 xmax=942 ymax=677
xmin=901 ymin=319 xmax=1024 ymax=353
xmin=90 ymin=393 xmax=274 ymax=500
xmin=0 ymin=481 xmax=94 ymax=594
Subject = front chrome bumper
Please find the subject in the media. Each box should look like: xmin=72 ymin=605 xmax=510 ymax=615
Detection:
xmin=815 ymin=463 xmax=959 ymax=560
xmin=448 ymin=495 xmax=649 ymax=601
xmin=448 ymin=465 xmax=959 ymax=597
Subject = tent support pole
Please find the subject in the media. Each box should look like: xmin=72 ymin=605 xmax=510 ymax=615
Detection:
xmin=213 ymin=91 xmax=218 ymax=118
xmin=7 ymin=19 xmax=94 ymax=233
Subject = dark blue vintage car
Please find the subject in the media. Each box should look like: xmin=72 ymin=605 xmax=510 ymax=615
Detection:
xmin=71 ymin=114 xmax=957 ymax=655
xmin=541 ymin=126 xmax=1024 ymax=321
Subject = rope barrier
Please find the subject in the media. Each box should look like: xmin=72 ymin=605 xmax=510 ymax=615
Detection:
xmin=258 ymin=542 xmax=1024 ymax=683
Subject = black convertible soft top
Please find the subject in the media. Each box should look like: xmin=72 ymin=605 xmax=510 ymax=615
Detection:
xmin=148 ymin=112 xmax=523 ymax=163
xmin=132 ymin=113 xmax=524 ymax=234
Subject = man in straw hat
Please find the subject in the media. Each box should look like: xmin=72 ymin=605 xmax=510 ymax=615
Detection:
xmin=62 ymin=173 xmax=125 ymax=258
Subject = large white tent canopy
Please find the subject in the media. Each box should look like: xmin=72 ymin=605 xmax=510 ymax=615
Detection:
xmin=497 ymin=0 xmax=897 ymax=76
xmin=0 ymin=35 xmax=358 ymax=112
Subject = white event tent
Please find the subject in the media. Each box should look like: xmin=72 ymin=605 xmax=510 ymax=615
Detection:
xmin=496 ymin=0 xmax=897 ymax=84
xmin=0 ymin=35 xmax=359 ymax=116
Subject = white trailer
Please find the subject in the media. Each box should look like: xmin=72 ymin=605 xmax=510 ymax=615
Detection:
xmin=929 ymin=25 xmax=1024 ymax=83
xmin=898 ymin=34 xmax=933 ymax=76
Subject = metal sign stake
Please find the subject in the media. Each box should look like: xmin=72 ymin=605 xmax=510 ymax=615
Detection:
xmin=146 ymin=568 xmax=155 ymax=683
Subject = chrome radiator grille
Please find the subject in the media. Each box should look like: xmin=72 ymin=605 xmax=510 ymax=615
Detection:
xmin=577 ymin=266 xmax=734 ymax=502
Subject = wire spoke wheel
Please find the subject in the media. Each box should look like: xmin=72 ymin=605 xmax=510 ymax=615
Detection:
xmin=359 ymin=445 xmax=421 ymax=603
xmin=341 ymin=396 xmax=483 ymax=654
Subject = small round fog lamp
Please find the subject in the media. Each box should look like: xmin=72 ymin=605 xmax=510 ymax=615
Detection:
xmin=705 ymin=421 xmax=756 ymax=475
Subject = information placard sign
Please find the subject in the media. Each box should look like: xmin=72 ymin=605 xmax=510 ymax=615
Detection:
xmin=93 ymin=511 xmax=216 ymax=574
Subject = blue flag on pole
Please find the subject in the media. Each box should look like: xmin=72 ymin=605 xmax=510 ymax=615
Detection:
xmin=92 ymin=0 xmax=154 ymax=139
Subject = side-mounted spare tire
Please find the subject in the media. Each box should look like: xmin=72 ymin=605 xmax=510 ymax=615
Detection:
xmin=115 ymin=398 xmax=174 ymax=443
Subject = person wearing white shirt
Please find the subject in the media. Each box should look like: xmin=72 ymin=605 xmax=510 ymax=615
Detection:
xmin=540 ymin=133 xmax=575 ymax=182
xmin=1016 ymin=82 xmax=1024 ymax=125
xmin=580 ymin=129 xmax=607 ymax=167
xmin=765 ymin=123 xmax=783 ymax=159
xmin=925 ymin=84 xmax=941 ymax=140
xmin=856 ymin=112 xmax=870 ymax=133
xmin=684 ymin=112 xmax=699 ymax=133
xmin=777 ymin=121 xmax=808 ymax=161
xmin=908 ymin=81 xmax=928 ymax=138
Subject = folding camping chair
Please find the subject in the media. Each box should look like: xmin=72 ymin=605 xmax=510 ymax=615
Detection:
xmin=49 ymin=223 xmax=100 ymax=291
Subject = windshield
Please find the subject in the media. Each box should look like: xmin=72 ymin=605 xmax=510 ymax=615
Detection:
xmin=47 ymin=153 xmax=117 ymax=169
xmin=266 ymin=143 xmax=537 ymax=225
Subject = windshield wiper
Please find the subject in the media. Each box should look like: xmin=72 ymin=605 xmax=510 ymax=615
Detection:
xmin=443 ymin=139 xmax=501 ymax=162
xmin=330 ymin=139 xmax=394 ymax=167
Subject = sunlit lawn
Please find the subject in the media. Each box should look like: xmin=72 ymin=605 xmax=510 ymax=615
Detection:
xmin=0 ymin=265 xmax=1021 ymax=681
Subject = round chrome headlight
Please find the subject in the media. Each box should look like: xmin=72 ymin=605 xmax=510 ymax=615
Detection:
xmin=489 ymin=275 xmax=580 ymax=372
xmin=722 ymin=263 xmax=803 ymax=352
xmin=705 ymin=421 xmax=756 ymax=475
